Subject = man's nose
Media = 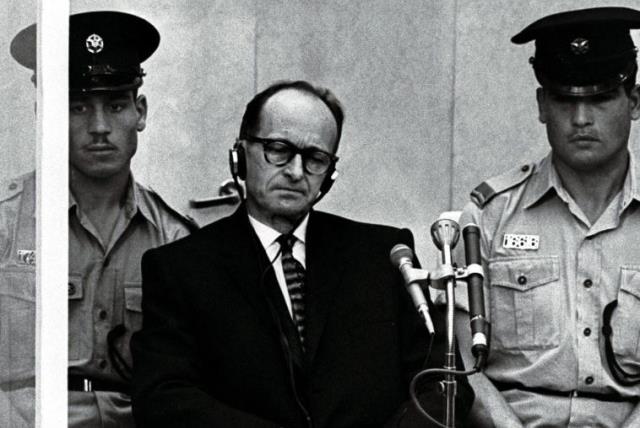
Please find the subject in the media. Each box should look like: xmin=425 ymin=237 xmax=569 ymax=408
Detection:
xmin=283 ymin=153 xmax=305 ymax=180
xmin=571 ymin=100 xmax=594 ymax=127
xmin=88 ymin=108 xmax=111 ymax=135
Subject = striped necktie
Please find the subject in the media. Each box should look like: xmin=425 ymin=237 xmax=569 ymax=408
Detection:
xmin=277 ymin=234 xmax=306 ymax=350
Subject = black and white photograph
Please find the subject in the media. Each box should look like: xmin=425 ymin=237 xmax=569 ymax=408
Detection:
xmin=3 ymin=0 xmax=640 ymax=426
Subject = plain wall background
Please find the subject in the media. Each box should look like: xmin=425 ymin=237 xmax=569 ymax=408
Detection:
xmin=1 ymin=1 xmax=37 ymax=179
xmin=71 ymin=0 xmax=640 ymax=265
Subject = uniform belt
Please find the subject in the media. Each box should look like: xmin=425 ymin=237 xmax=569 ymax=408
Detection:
xmin=0 ymin=377 xmax=35 ymax=391
xmin=68 ymin=375 xmax=130 ymax=394
xmin=493 ymin=380 xmax=638 ymax=403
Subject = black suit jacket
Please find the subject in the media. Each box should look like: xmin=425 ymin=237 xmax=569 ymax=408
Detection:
xmin=131 ymin=207 xmax=473 ymax=427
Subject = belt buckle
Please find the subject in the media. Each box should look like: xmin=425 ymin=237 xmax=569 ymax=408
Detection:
xmin=83 ymin=378 xmax=92 ymax=392
xmin=570 ymin=390 xmax=578 ymax=398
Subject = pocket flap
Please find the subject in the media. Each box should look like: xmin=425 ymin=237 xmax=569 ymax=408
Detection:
xmin=489 ymin=256 xmax=559 ymax=291
xmin=620 ymin=267 xmax=640 ymax=300
xmin=124 ymin=283 xmax=142 ymax=312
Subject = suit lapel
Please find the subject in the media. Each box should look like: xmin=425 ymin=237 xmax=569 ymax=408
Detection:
xmin=304 ymin=211 xmax=348 ymax=363
xmin=222 ymin=206 xmax=306 ymax=369
xmin=223 ymin=207 xmax=282 ymax=335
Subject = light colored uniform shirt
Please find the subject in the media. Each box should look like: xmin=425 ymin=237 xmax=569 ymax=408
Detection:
xmin=248 ymin=213 xmax=308 ymax=318
xmin=68 ymin=177 xmax=192 ymax=428
xmin=460 ymin=153 xmax=640 ymax=427
xmin=0 ymin=172 xmax=35 ymax=428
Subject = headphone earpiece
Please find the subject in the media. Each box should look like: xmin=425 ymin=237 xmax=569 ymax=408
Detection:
xmin=319 ymin=164 xmax=338 ymax=196
xmin=229 ymin=142 xmax=246 ymax=181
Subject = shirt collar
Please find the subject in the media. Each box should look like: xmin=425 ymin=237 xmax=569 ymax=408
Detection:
xmin=523 ymin=154 xmax=556 ymax=209
xmin=248 ymin=212 xmax=309 ymax=250
xmin=68 ymin=174 xmax=159 ymax=229
xmin=621 ymin=151 xmax=640 ymax=209
xmin=132 ymin=179 xmax=160 ymax=230
xmin=523 ymin=151 xmax=640 ymax=210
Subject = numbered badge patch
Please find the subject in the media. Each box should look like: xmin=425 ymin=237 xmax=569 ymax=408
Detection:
xmin=17 ymin=250 xmax=36 ymax=266
xmin=502 ymin=233 xmax=539 ymax=250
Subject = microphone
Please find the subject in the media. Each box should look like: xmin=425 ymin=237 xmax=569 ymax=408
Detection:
xmin=462 ymin=223 xmax=489 ymax=364
xmin=430 ymin=217 xmax=460 ymax=254
xmin=389 ymin=244 xmax=435 ymax=335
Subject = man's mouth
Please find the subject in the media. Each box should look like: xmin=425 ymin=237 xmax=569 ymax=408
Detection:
xmin=86 ymin=144 xmax=117 ymax=152
xmin=569 ymin=134 xmax=599 ymax=143
xmin=275 ymin=187 xmax=304 ymax=194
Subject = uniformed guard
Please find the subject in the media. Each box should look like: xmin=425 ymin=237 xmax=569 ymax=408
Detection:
xmin=13 ymin=11 xmax=196 ymax=427
xmin=455 ymin=7 xmax=640 ymax=428
xmin=0 ymin=20 xmax=40 ymax=428
xmin=0 ymin=173 xmax=36 ymax=428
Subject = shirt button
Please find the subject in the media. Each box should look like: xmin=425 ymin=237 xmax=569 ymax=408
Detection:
xmin=68 ymin=283 xmax=75 ymax=296
xmin=583 ymin=279 xmax=593 ymax=288
xmin=517 ymin=275 xmax=527 ymax=285
xmin=8 ymin=183 xmax=16 ymax=190
xmin=98 ymin=359 xmax=107 ymax=370
xmin=585 ymin=376 xmax=594 ymax=385
xmin=584 ymin=328 xmax=591 ymax=337
xmin=98 ymin=310 xmax=107 ymax=320
xmin=521 ymin=165 xmax=530 ymax=172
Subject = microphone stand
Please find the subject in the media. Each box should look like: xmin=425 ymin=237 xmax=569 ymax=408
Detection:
xmin=391 ymin=219 xmax=486 ymax=427
xmin=430 ymin=218 xmax=460 ymax=428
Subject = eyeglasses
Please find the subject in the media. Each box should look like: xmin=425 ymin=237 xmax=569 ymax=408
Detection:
xmin=243 ymin=136 xmax=338 ymax=175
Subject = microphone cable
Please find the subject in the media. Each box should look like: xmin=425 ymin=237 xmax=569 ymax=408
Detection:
xmin=409 ymin=365 xmax=481 ymax=428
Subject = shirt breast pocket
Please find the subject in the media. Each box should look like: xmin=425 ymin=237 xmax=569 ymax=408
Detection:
xmin=489 ymin=256 xmax=561 ymax=351
xmin=68 ymin=273 xmax=89 ymax=361
xmin=613 ymin=267 xmax=640 ymax=368
xmin=124 ymin=283 xmax=142 ymax=332
xmin=0 ymin=267 xmax=35 ymax=380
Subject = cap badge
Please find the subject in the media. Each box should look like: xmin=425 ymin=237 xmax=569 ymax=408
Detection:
xmin=570 ymin=38 xmax=590 ymax=55
xmin=85 ymin=34 xmax=104 ymax=54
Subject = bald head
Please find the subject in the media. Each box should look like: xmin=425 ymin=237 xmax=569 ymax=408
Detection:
xmin=256 ymin=88 xmax=338 ymax=154
xmin=239 ymin=80 xmax=345 ymax=154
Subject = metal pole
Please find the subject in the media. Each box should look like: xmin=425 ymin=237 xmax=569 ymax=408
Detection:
xmin=442 ymin=243 xmax=456 ymax=427
xmin=430 ymin=218 xmax=460 ymax=427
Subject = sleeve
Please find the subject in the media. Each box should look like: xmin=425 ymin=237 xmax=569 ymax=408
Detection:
xmin=130 ymin=249 xmax=281 ymax=428
xmin=386 ymin=228 xmax=475 ymax=428
xmin=451 ymin=203 xmax=524 ymax=428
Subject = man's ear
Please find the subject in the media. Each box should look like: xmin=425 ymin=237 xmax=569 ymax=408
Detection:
xmin=536 ymin=87 xmax=547 ymax=124
xmin=629 ymin=84 xmax=640 ymax=121
xmin=135 ymin=94 xmax=148 ymax=132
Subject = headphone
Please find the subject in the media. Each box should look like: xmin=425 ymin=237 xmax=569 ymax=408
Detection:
xmin=229 ymin=139 xmax=339 ymax=200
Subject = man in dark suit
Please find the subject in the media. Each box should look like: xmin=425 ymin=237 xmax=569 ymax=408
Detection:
xmin=131 ymin=80 xmax=473 ymax=427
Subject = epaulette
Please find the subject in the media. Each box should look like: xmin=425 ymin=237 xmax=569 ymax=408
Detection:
xmin=147 ymin=185 xmax=200 ymax=232
xmin=470 ymin=163 xmax=535 ymax=208
xmin=0 ymin=171 xmax=33 ymax=203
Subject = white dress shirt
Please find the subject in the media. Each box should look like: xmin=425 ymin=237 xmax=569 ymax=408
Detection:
xmin=248 ymin=213 xmax=308 ymax=318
